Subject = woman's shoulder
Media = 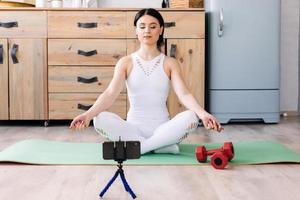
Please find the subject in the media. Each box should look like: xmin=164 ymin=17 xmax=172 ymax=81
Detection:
xmin=116 ymin=55 xmax=133 ymax=69
xmin=163 ymin=54 xmax=179 ymax=70
xmin=118 ymin=55 xmax=133 ymax=64
xmin=163 ymin=54 xmax=177 ymax=62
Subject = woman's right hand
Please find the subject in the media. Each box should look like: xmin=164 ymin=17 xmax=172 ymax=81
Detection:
xmin=69 ymin=112 xmax=92 ymax=131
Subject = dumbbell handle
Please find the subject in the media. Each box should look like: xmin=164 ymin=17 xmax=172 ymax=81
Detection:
xmin=206 ymin=144 xmax=234 ymax=161
xmin=206 ymin=149 xmax=223 ymax=156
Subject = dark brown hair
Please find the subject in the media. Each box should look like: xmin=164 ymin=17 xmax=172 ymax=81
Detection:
xmin=134 ymin=8 xmax=165 ymax=50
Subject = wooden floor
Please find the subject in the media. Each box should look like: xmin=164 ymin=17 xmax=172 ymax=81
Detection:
xmin=0 ymin=116 xmax=299 ymax=200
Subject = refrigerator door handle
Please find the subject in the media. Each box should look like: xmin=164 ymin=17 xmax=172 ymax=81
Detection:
xmin=218 ymin=8 xmax=224 ymax=37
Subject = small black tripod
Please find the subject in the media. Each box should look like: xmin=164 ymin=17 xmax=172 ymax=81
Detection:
xmin=99 ymin=161 xmax=136 ymax=199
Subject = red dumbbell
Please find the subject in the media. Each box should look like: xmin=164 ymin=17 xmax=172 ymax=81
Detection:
xmin=195 ymin=142 xmax=234 ymax=169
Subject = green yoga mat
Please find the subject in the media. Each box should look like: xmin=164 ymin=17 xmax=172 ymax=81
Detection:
xmin=0 ymin=139 xmax=300 ymax=165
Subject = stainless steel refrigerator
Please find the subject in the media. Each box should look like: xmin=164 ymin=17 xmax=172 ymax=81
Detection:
xmin=205 ymin=0 xmax=280 ymax=123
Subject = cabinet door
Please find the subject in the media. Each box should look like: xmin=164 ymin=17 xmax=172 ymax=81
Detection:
xmin=9 ymin=39 xmax=48 ymax=120
xmin=0 ymin=39 xmax=9 ymax=119
xmin=166 ymin=39 xmax=204 ymax=118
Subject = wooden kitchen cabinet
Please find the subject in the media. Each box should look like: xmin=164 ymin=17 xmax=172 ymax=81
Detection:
xmin=0 ymin=39 xmax=48 ymax=120
xmin=48 ymin=65 xmax=127 ymax=119
xmin=49 ymin=93 xmax=127 ymax=119
xmin=0 ymin=11 xmax=47 ymax=38
xmin=8 ymin=39 xmax=48 ymax=119
xmin=48 ymin=39 xmax=126 ymax=66
xmin=0 ymin=39 xmax=9 ymax=119
xmin=1 ymin=8 xmax=204 ymax=121
xmin=166 ymin=39 xmax=204 ymax=117
xmin=48 ymin=11 xmax=126 ymax=38
xmin=126 ymin=11 xmax=204 ymax=38
xmin=47 ymin=11 xmax=128 ymax=119
xmin=0 ymin=11 xmax=47 ymax=120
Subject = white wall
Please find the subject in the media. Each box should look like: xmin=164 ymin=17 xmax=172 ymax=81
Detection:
xmin=97 ymin=0 xmax=161 ymax=8
xmin=280 ymin=0 xmax=299 ymax=112
xmin=62 ymin=0 xmax=161 ymax=9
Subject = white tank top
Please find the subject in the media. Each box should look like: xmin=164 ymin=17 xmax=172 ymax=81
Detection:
xmin=126 ymin=52 xmax=170 ymax=137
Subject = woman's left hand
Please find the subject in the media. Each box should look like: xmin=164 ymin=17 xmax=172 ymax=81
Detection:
xmin=199 ymin=112 xmax=223 ymax=132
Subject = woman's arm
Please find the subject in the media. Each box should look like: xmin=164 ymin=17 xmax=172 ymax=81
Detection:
xmin=85 ymin=57 xmax=128 ymax=119
xmin=70 ymin=56 xmax=129 ymax=129
xmin=167 ymin=57 xmax=223 ymax=132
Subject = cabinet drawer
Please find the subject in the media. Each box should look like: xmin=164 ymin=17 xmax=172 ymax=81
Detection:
xmin=49 ymin=66 xmax=126 ymax=93
xmin=49 ymin=93 xmax=127 ymax=119
xmin=0 ymin=11 xmax=47 ymax=38
xmin=48 ymin=39 xmax=126 ymax=65
xmin=48 ymin=11 xmax=126 ymax=38
xmin=127 ymin=11 xmax=204 ymax=38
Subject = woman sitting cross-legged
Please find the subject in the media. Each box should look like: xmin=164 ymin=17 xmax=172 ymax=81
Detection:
xmin=70 ymin=8 xmax=223 ymax=154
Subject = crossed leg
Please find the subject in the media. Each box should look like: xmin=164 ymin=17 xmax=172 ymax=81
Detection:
xmin=93 ymin=110 xmax=199 ymax=154
xmin=141 ymin=110 xmax=199 ymax=154
xmin=93 ymin=111 xmax=146 ymax=142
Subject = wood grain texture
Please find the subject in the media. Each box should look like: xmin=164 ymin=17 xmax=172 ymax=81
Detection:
xmin=48 ymin=11 xmax=126 ymax=38
xmin=167 ymin=39 xmax=204 ymax=118
xmin=0 ymin=11 xmax=47 ymax=38
xmin=48 ymin=66 xmax=126 ymax=93
xmin=126 ymin=11 xmax=204 ymax=39
xmin=8 ymin=39 xmax=47 ymax=120
xmin=0 ymin=39 xmax=9 ymax=119
xmin=49 ymin=93 xmax=127 ymax=119
xmin=48 ymin=39 xmax=126 ymax=66
xmin=170 ymin=0 xmax=204 ymax=8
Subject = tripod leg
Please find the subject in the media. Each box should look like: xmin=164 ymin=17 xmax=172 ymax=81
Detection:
xmin=99 ymin=170 xmax=119 ymax=198
xmin=119 ymin=170 xmax=137 ymax=199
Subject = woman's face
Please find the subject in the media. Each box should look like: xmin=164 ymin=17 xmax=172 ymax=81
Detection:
xmin=136 ymin=15 xmax=163 ymax=46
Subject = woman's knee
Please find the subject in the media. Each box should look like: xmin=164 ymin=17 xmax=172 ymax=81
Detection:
xmin=93 ymin=111 xmax=119 ymax=139
xmin=94 ymin=111 xmax=120 ymax=125
xmin=94 ymin=111 xmax=116 ymax=121
xmin=174 ymin=110 xmax=199 ymax=133
xmin=176 ymin=110 xmax=199 ymax=124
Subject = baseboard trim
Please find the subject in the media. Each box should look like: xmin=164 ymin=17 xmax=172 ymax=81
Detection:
xmin=280 ymin=111 xmax=299 ymax=117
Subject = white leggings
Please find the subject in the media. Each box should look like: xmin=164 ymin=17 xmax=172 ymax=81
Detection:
xmin=93 ymin=110 xmax=199 ymax=154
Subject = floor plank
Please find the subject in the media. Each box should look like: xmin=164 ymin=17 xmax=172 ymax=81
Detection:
xmin=0 ymin=117 xmax=299 ymax=200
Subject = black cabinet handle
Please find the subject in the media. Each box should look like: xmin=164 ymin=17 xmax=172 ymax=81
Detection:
xmin=77 ymin=103 xmax=93 ymax=111
xmin=11 ymin=44 xmax=19 ymax=64
xmin=164 ymin=22 xmax=176 ymax=28
xmin=170 ymin=44 xmax=177 ymax=58
xmin=77 ymin=76 xmax=98 ymax=84
xmin=77 ymin=22 xmax=97 ymax=28
xmin=0 ymin=44 xmax=3 ymax=64
xmin=0 ymin=21 xmax=18 ymax=28
xmin=77 ymin=49 xmax=98 ymax=57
